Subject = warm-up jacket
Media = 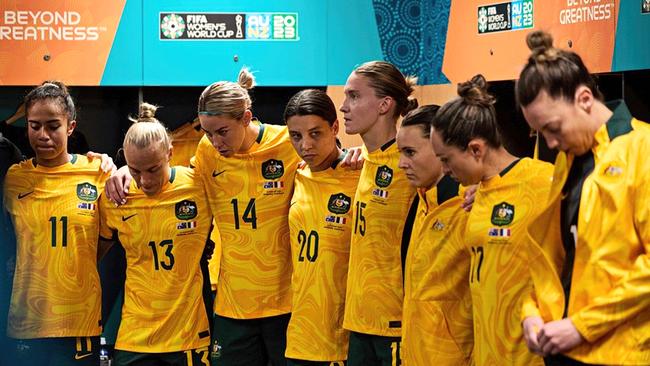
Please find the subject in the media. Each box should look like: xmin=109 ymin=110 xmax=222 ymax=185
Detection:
xmin=524 ymin=101 xmax=650 ymax=365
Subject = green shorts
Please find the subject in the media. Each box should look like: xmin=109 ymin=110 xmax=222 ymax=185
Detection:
xmin=210 ymin=313 xmax=290 ymax=366
xmin=6 ymin=336 xmax=100 ymax=366
xmin=114 ymin=346 xmax=210 ymax=366
xmin=347 ymin=332 xmax=401 ymax=366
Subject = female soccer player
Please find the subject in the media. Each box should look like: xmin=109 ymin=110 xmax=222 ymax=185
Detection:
xmin=3 ymin=81 xmax=112 ymax=365
xmin=98 ymin=103 xmax=213 ymax=366
xmin=106 ymin=69 xmax=362 ymax=366
xmin=191 ymin=69 xmax=301 ymax=366
xmin=430 ymin=74 xmax=552 ymax=366
xmin=340 ymin=61 xmax=418 ymax=366
xmin=518 ymin=31 xmax=650 ymax=366
xmin=396 ymin=105 xmax=473 ymax=366
xmin=106 ymin=69 xmax=298 ymax=365
xmin=283 ymin=89 xmax=360 ymax=365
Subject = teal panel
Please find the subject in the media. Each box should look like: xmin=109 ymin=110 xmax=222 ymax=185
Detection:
xmin=98 ymin=0 xmax=396 ymax=86
xmin=101 ymin=0 xmax=143 ymax=86
xmin=325 ymin=0 xmax=384 ymax=85
xmin=612 ymin=2 xmax=650 ymax=72
xmin=143 ymin=0 xmax=327 ymax=86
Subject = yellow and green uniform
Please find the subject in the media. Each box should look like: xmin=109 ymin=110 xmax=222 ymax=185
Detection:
xmin=286 ymin=155 xmax=360 ymax=362
xmin=525 ymin=101 xmax=650 ymax=365
xmin=168 ymin=122 xmax=223 ymax=292
xmin=191 ymin=122 xmax=300 ymax=319
xmin=170 ymin=122 xmax=205 ymax=167
xmin=99 ymin=166 xmax=212 ymax=353
xmin=466 ymin=157 xmax=552 ymax=366
xmin=3 ymin=155 xmax=108 ymax=339
xmin=343 ymin=140 xmax=417 ymax=337
xmin=401 ymin=176 xmax=473 ymax=366
xmin=207 ymin=227 xmax=222 ymax=291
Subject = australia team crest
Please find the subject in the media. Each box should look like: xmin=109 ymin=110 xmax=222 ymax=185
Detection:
xmin=491 ymin=202 xmax=514 ymax=226
xmin=76 ymin=182 xmax=98 ymax=201
xmin=327 ymin=193 xmax=351 ymax=215
xmin=261 ymin=159 xmax=284 ymax=180
xmin=375 ymin=165 xmax=393 ymax=188
xmin=175 ymin=200 xmax=198 ymax=220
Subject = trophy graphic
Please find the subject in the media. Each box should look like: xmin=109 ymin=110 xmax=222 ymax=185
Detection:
xmin=236 ymin=14 xmax=243 ymax=38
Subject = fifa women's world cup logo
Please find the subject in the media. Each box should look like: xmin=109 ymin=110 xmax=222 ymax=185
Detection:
xmin=236 ymin=14 xmax=243 ymax=38
xmin=161 ymin=14 xmax=186 ymax=39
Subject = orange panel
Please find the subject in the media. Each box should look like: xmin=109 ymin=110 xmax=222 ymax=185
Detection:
xmin=0 ymin=0 xmax=126 ymax=85
xmin=443 ymin=0 xmax=619 ymax=83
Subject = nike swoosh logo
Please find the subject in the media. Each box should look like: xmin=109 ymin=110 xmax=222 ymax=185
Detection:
xmin=17 ymin=191 xmax=34 ymax=199
xmin=212 ymin=170 xmax=226 ymax=178
xmin=122 ymin=214 xmax=137 ymax=221
xmin=74 ymin=353 xmax=93 ymax=360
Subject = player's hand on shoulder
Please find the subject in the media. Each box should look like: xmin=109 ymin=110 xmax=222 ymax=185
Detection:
xmin=461 ymin=184 xmax=478 ymax=212
xmin=341 ymin=146 xmax=364 ymax=170
xmin=86 ymin=151 xmax=116 ymax=174
xmin=106 ymin=166 xmax=132 ymax=206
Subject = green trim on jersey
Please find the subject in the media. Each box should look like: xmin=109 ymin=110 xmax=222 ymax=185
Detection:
xmin=169 ymin=167 xmax=176 ymax=183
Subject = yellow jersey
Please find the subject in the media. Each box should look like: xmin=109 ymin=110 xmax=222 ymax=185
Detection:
xmin=207 ymin=226 xmax=222 ymax=291
xmin=525 ymin=101 xmax=650 ymax=364
xmin=170 ymin=122 xmax=204 ymax=167
xmin=286 ymin=156 xmax=360 ymax=361
xmin=99 ymin=166 xmax=212 ymax=353
xmin=466 ymin=157 xmax=552 ymax=366
xmin=402 ymin=176 xmax=473 ymax=366
xmin=3 ymin=155 xmax=108 ymax=338
xmin=343 ymin=140 xmax=417 ymax=337
xmin=168 ymin=122 xmax=223 ymax=291
xmin=191 ymin=122 xmax=300 ymax=318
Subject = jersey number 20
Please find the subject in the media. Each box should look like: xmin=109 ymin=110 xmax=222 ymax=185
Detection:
xmin=298 ymin=230 xmax=319 ymax=262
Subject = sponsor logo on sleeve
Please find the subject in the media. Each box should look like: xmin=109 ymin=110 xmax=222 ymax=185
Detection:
xmin=17 ymin=191 xmax=34 ymax=199
xmin=432 ymin=219 xmax=445 ymax=231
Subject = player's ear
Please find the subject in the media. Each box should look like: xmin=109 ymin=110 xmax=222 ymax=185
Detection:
xmin=467 ymin=138 xmax=486 ymax=161
xmin=67 ymin=120 xmax=77 ymax=136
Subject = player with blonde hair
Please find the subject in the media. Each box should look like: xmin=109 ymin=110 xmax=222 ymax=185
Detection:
xmin=99 ymin=103 xmax=213 ymax=366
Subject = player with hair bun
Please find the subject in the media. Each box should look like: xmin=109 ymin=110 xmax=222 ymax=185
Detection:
xmin=340 ymin=61 xmax=419 ymax=366
xmin=99 ymin=102 xmax=213 ymax=366
xmin=396 ymin=105 xmax=473 ymax=366
xmin=518 ymin=30 xmax=650 ymax=366
xmin=431 ymin=74 xmax=552 ymax=366
xmin=3 ymin=81 xmax=113 ymax=365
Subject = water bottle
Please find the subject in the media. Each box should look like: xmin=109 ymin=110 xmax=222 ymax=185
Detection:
xmin=99 ymin=336 xmax=111 ymax=366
